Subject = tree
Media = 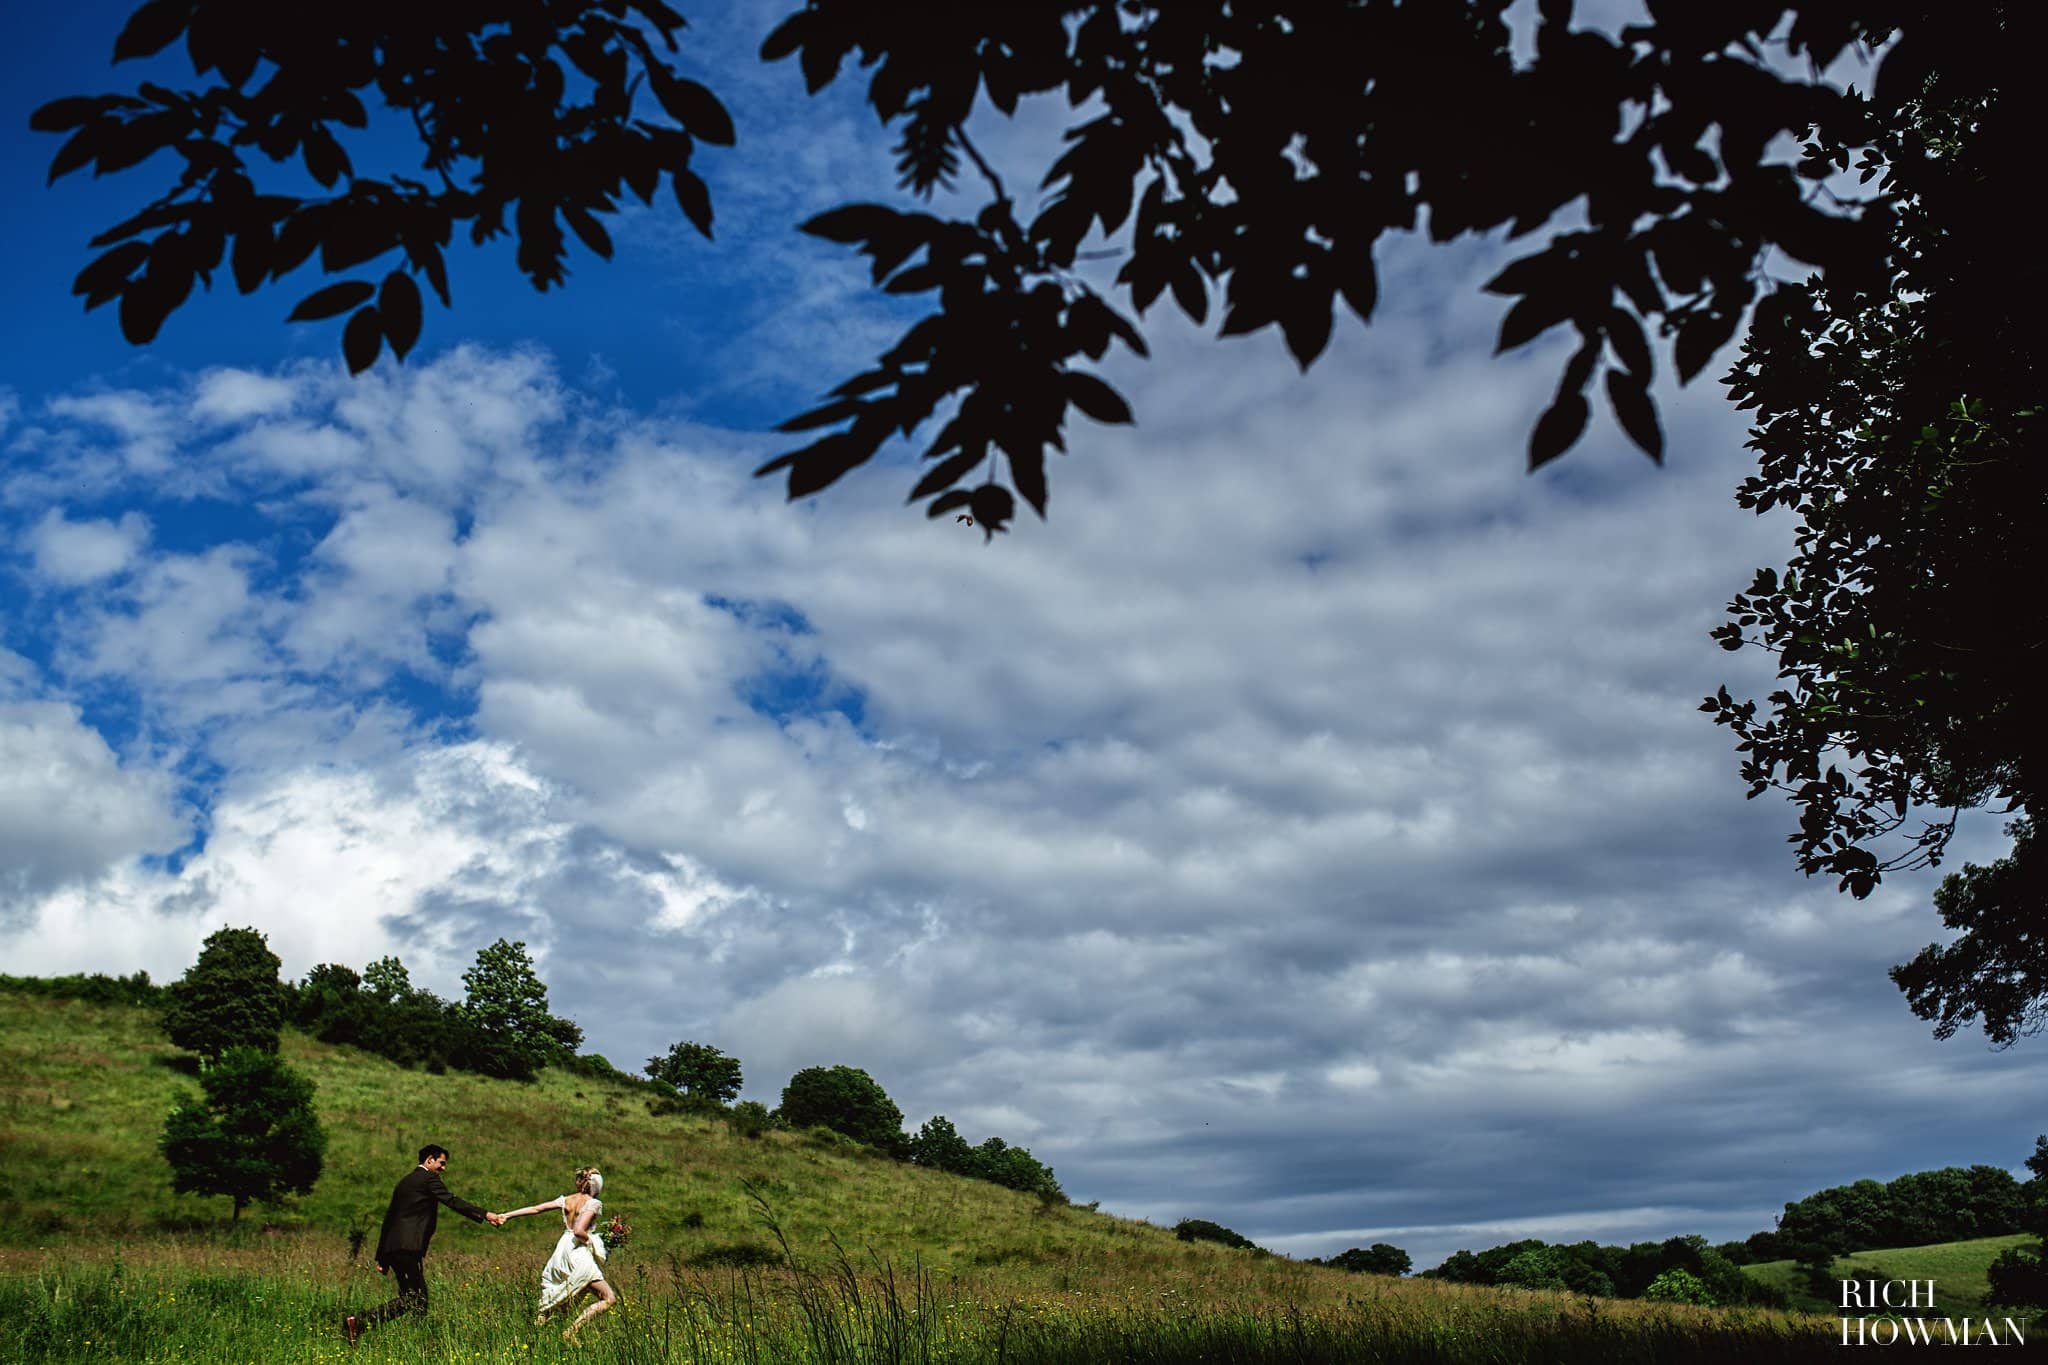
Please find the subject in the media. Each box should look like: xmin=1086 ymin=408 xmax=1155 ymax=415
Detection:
xmin=1705 ymin=71 xmax=2046 ymax=1041
xmin=159 ymin=1045 xmax=326 ymax=1221
xmin=1330 ymin=1244 xmax=1412 ymax=1276
xmin=161 ymin=925 xmax=285 ymax=1060
xmin=908 ymin=1114 xmax=974 ymax=1174
xmin=457 ymin=938 xmax=583 ymax=1081
xmin=778 ymin=1064 xmax=904 ymax=1150
xmin=645 ymin=1040 xmax=743 ymax=1104
xmin=44 ymin=2 xmax=1962 ymax=529
xmin=1173 ymin=1218 xmax=1260 ymax=1252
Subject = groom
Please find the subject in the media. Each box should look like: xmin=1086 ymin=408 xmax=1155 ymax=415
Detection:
xmin=345 ymin=1143 xmax=504 ymax=1344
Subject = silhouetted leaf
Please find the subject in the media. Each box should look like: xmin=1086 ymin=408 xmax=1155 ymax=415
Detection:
xmin=1604 ymin=306 xmax=1651 ymax=378
xmin=1605 ymin=368 xmax=1663 ymax=462
xmin=288 ymin=280 xmax=374 ymax=322
xmin=342 ymin=305 xmax=382 ymax=374
xmin=910 ymin=445 xmax=987 ymax=501
xmin=46 ymin=125 xmax=106 ymax=183
xmin=1064 ymin=371 xmax=1132 ymax=425
xmin=672 ymin=169 xmax=713 ymax=237
xmin=1011 ymin=448 xmax=1048 ymax=517
xmin=803 ymin=204 xmax=898 ymax=245
xmin=1675 ymin=308 xmax=1740 ymax=383
xmin=563 ymin=204 xmax=613 ymax=259
xmin=229 ymin=222 xmax=270 ymax=294
xmin=72 ymin=240 xmax=151 ymax=301
xmin=118 ymin=275 xmax=173 ymax=343
xmin=113 ymin=0 xmax=194 ymax=63
xmin=1280 ymin=294 xmax=1333 ymax=370
xmin=925 ymin=489 xmax=972 ymax=518
xmin=379 ymin=271 xmax=422 ymax=359
xmin=302 ymin=129 xmax=348 ymax=188
xmin=968 ymin=483 xmax=1014 ymax=539
xmin=653 ymin=73 xmax=734 ymax=146
xmin=1170 ymin=265 xmax=1207 ymax=324
xmin=29 ymin=96 xmax=108 ymax=132
xmin=1528 ymin=393 xmax=1589 ymax=470
xmin=1495 ymin=292 xmax=1569 ymax=353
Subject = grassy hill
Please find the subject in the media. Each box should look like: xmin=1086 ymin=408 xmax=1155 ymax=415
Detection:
xmin=0 ymin=989 xmax=1847 ymax=1362
xmin=1742 ymin=1234 xmax=2037 ymax=1319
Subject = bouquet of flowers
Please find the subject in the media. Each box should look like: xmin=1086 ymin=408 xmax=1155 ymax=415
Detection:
xmin=598 ymin=1212 xmax=631 ymax=1252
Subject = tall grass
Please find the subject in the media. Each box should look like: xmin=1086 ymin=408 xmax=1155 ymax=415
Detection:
xmin=1 ymin=1237 xmax=1840 ymax=1365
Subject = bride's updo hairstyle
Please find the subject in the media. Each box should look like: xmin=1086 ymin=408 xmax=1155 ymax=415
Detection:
xmin=577 ymin=1166 xmax=604 ymax=1197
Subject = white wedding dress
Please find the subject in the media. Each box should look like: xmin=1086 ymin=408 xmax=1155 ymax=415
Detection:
xmin=537 ymin=1196 xmax=606 ymax=1316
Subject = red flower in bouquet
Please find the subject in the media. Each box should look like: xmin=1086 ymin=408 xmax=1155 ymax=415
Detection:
xmin=600 ymin=1212 xmax=631 ymax=1252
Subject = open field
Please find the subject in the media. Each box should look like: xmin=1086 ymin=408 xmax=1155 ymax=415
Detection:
xmin=1 ymin=990 xmax=1849 ymax=1361
xmin=1741 ymin=1233 xmax=2037 ymax=1319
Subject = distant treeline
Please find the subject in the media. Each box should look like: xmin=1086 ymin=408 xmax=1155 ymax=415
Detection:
xmin=1423 ymin=1164 xmax=2032 ymax=1306
xmin=1425 ymin=1234 xmax=1781 ymax=1307
xmin=1736 ymin=1168 xmax=2027 ymax=1262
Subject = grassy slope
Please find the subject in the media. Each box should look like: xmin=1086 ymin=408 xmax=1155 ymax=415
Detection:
xmin=1742 ymin=1234 xmax=2036 ymax=1319
xmin=0 ymin=991 xmax=1229 ymax=1284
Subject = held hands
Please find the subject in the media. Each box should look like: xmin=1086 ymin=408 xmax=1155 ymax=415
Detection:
xmin=486 ymin=1212 xmax=508 ymax=1226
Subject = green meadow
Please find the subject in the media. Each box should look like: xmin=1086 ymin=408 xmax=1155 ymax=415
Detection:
xmin=0 ymin=991 xmax=1856 ymax=1361
xmin=1742 ymin=1233 xmax=2038 ymax=1319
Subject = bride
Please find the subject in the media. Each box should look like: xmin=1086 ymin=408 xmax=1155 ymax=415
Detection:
xmin=495 ymin=1166 xmax=618 ymax=1340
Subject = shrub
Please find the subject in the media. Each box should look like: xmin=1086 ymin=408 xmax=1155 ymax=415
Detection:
xmin=1643 ymin=1267 xmax=1716 ymax=1306
xmin=692 ymin=1242 xmax=782 ymax=1269
xmin=1174 ymin=1218 xmax=1260 ymax=1252
xmin=727 ymin=1100 xmax=773 ymax=1139
xmin=1330 ymin=1244 xmax=1412 ymax=1276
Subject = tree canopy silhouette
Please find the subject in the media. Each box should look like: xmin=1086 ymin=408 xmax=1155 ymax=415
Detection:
xmin=34 ymin=2 xmax=2044 ymax=1037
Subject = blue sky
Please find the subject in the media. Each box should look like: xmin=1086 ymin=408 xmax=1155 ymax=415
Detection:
xmin=4 ymin=2 xmax=2044 ymax=1271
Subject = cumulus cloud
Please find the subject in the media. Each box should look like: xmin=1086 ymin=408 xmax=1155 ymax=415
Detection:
xmin=26 ymin=508 xmax=149 ymax=584
xmin=0 ymin=699 xmax=187 ymax=905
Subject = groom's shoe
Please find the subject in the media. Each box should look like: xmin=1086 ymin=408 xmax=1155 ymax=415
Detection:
xmin=343 ymin=1313 xmax=363 ymax=1347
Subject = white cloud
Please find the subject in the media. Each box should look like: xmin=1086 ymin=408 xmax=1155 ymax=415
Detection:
xmin=26 ymin=508 xmax=150 ymax=584
xmin=0 ymin=700 xmax=187 ymax=903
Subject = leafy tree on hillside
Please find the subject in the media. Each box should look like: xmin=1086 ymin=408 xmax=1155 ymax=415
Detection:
xmin=908 ymin=1114 xmax=975 ymax=1174
xmin=161 ymin=926 xmax=285 ymax=1061
xmin=778 ymin=1064 xmax=905 ymax=1150
xmin=457 ymin=938 xmax=583 ymax=1081
xmin=1329 ymin=1244 xmax=1412 ymax=1276
xmin=645 ymin=1040 xmax=743 ymax=1104
xmin=159 ymin=1045 xmax=326 ymax=1221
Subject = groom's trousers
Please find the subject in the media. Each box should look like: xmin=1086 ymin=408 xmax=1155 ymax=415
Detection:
xmin=363 ymin=1252 xmax=429 ymax=1324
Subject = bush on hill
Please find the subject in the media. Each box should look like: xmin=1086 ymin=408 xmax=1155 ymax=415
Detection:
xmin=0 ymin=971 xmax=162 ymax=1007
xmin=1175 ymin=1219 xmax=1264 ymax=1253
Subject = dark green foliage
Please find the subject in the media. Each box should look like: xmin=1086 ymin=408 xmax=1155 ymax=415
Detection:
xmin=1426 ymin=1234 xmax=1776 ymax=1307
xmin=1703 ymin=70 xmax=2046 ymax=1039
xmin=646 ymin=1039 xmax=744 ymax=1104
xmin=31 ymin=0 xmax=722 ymax=366
xmin=1985 ymin=1135 xmax=2048 ymax=1308
xmin=691 ymin=1242 xmax=783 ymax=1269
xmin=778 ymin=1064 xmax=904 ymax=1150
xmin=908 ymin=1114 xmax=1062 ymax=1198
xmin=457 ymin=938 xmax=583 ymax=1081
xmin=909 ymin=1114 xmax=974 ymax=1173
xmin=0 ymin=971 xmax=161 ymax=1007
xmin=1894 ymin=820 xmax=2047 ymax=1045
xmin=1329 ymin=1243 xmax=1412 ymax=1276
xmin=159 ymin=1046 xmax=326 ymax=1221
xmin=161 ymin=927 xmax=285 ymax=1060
xmin=726 ymin=1099 xmax=774 ymax=1139
xmin=1771 ymin=1167 xmax=2025 ymax=1257
xmin=1174 ymin=1218 xmax=1262 ymax=1253
xmin=46 ymin=3 xmax=1971 ymax=518
xmin=1643 ymin=1268 xmax=1716 ymax=1306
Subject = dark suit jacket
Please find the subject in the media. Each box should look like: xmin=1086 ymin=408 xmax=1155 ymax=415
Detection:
xmin=375 ymin=1165 xmax=488 ymax=1267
